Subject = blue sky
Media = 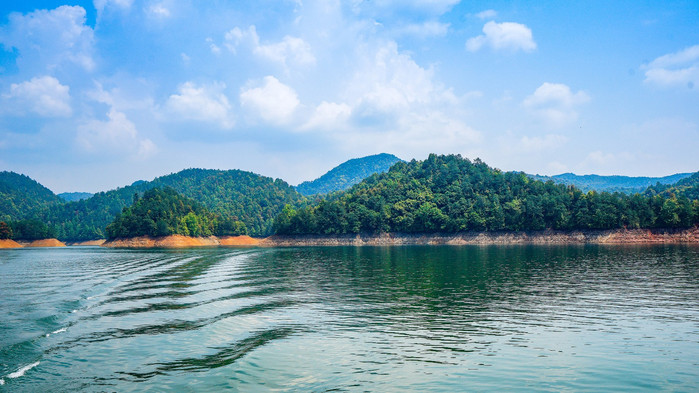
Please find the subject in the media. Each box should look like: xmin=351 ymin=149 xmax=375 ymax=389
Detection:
xmin=0 ymin=0 xmax=698 ymax=193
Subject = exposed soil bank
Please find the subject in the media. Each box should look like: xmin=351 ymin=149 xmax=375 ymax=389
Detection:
xmin=0 ymin=239 xmax=23 ymax=248
xmin=261 ymin=227 xmax=699 ymax=246
xmin=15 ymin=239 xmax=67 ymax=247
xmin=101 ymin=228 xmax=699 ymax=249
xmin=218 ymin=235 xmax=261 ymax=246
xmin=102 ymin=235 xmax=261 ymax=248
xmin=66 ymin=239 xmax=106 ymax=246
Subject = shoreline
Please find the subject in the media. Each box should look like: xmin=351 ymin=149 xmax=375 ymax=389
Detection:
xmin=98 ymin=228 xmax=699 ymax=248
xmin=262 ymin=227 xmax=699 ymax=246
xmin=1 ymin=238 xmax=66 ymax=248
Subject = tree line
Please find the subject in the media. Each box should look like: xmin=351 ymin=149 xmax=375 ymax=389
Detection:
xmin=274 ymin=154 xmax=699 ymax=235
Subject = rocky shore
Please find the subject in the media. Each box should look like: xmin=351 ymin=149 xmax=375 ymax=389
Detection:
xmin=261 ymin=227 xmax=699 ymax=246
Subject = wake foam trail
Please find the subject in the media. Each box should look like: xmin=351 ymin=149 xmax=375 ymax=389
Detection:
xmin=7 ymin=361 xmax=40 ymax=379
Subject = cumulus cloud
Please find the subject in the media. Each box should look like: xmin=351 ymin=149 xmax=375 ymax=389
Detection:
xmin=0 ymin=6 xmax=95 ymax=72
xmin=327 ymin=41 xmax=481 ymax=155
xmin=5 ymin=76 xmax=72 ymax=117
xmin=240 ymin=76 xmax=300 ymax=125
xmin=523 ymin=82 xmax=589 ymax=128
xmin=224 ymin=26 xmax=315 ymax=67
xmin=466 ymin=21 xmax=536 ymax=52
xmin=165 ymin=82 xmax=235 ymax=129
xmin=77 ymin=108 xmax=156 ymax=158
xmin=643 ymin=45 xmax=699 ymax=90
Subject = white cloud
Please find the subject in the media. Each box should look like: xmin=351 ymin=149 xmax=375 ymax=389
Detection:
xmin=77 ymin=108 xmax=156 ymax=158
xmin=0 ymin=6 xmax=95 ymax=72
xmin=303 ymin=101 xmax=352 ymax=130
xmin=643 ymin=45 xmax=699 ymax=89
xmin=5 ymin=76 xmax=72 ymax=117
xmin=500 ymin=133 xmax=568 ymax=153
xmin=224 ymin=26 xmax=315 ymax=67
xmin=475 ymin=9 xmax=497 ymax=20
xmin=240 ymin=76 xmax=300 ymax=125
xmin=523 ymin=82 xmax=589 ymax=128
xmin=165 ymin=82 xmax=235 ymax=129
xmin=328 ymin=41 xmax=481 ymax=156
xmin=466 ymin=21 xmax=536 ymax=52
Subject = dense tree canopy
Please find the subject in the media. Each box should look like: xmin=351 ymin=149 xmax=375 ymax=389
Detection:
xmin=0 ymin=171 xmax=63 ymax=223
xmin=645 ymin=172 xmax=699 ymax=201
xmin=43 ymin=168 xmax=305 ymax=240
xmin=105 ymin=187 xmax=246 ymax=239
xmin=275 ymin=154 xmax=699 ymax=235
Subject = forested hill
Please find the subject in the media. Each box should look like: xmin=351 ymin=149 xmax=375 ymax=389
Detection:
xmin=645 ymin=172 xmax=699 ymax=200
xmin=296 ymin=153 xmax=403 ymax=195
xmin=0 ymin=171 xmax=63 ymax=222
xmin=43 ymin=168 xmax=305 ymax=240
xmin=528 ymin=172 xmax=692 ymax=194
xmin=274 ymin=154 xmax=699 ymax=235
xmin=106 ymin=187 xmax=226 ymax=239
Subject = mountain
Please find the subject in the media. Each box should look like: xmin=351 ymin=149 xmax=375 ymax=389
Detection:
xmin=645 ymin=172 xmax=699 ymax=200
xmin=296 ymin=153 xmax=403 ymax=196
xmin=58 ymin=192 xmax=94 ymax=202
xmin=43 ymin=168 xmax=306 ymax=240
xmin=274 ymin=154 xmax=698 ymax=235
xmin=528 ymin=172 xmax=693 ymax=194
xmin=0 ymin=171 xmax=63 ymax=222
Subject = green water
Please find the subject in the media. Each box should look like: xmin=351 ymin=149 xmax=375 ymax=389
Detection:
xmin=0 ymin=245 xmax=697 ymax=391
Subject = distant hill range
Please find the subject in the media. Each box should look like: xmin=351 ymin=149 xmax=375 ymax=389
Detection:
xmin=296 ymin=153 xmax=403 ymax=195
xmin=58 ymin=192 xmax=94 ymax=202
xmin=528 ymin=172 xmax=694 ymax=194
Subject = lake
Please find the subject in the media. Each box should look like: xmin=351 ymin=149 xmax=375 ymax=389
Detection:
xmin=0 ymin=245 xmax=697 ymax=391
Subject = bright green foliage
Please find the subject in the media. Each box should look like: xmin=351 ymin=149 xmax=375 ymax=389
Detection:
xmin=44 ymin=168 xmax=304 ymax=240
xmin=296 ymin=153 xmax=403 ymax=195
xmin=645 ymin=172 xmax=699 ymax=200
xmin=106 ymin=187 xmax=217 ymax=239
xmin=275 ymin=154 xmax=699 ymax=235
xmin=0 ymin=171 xmax=63 ymax=223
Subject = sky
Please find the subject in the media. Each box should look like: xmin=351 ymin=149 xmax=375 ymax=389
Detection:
xmin=0 ymin=0 xmax=698 ymax=193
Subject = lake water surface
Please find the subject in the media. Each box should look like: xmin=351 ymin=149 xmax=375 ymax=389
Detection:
xmin=1 ymin=245 xmax=697 ymax=391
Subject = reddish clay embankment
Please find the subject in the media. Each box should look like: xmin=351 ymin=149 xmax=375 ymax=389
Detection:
xmin=0 ymin=239 xmax=23 ymax=248
xmin=14 ymin=238 xmax=67 ymax=247
xmin=102 ymin=234 xmax=261 ymax=248
xmin=260 ymin=227 xmax=699 ymax=247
